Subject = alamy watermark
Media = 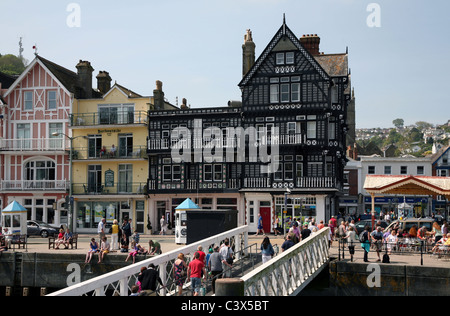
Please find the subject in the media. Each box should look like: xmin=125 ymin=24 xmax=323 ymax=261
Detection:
xmin=367 ymin=3 xmax=381 ymax=28
xmin=66 ymin=3 xmax=81 ymax=28
xmin=170 ymin=119 xmax=280 ymax=174
xmin=366 ymin=263 xmax=381 ymax=288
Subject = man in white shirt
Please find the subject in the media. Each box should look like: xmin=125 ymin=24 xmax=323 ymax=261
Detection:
xmin=98 ymin=218 xmax=106 ymax=239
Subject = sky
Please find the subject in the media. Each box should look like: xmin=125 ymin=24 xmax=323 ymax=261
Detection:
xmin=1 ymin=0 xmax=449 ymax=129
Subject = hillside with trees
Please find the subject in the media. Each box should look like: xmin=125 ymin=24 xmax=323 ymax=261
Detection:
xmin=0 ymin=54 xmax=26 ymax=76
xmin=356 ymin=118 xmax=450 ymax=157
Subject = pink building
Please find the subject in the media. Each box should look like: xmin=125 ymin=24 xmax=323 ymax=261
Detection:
xmin=0 ymin=56 xmax=100 ymax=227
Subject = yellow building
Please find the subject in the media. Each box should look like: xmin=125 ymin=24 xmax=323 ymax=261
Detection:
xmin=70 ymin=75 xmax=176 ymax=234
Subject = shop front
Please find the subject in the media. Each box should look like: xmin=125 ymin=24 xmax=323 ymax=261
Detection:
xmin=74 ymin=198 xmax=147 ymax=233
xmin=245 ymin=193 xmax=328 ymax=234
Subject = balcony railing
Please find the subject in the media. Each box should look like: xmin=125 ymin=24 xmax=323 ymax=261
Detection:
xmin=147 ymin=177 xmax=340 ymax=192
xmin=0 ymin=138 xmax=67 ymax=151
xmin=72 ymin=182 xmax=147 ymax=195
xmin=72 ymin=146 xmax=147 ymax=160
xmin=70 ymin=111 xmax=147 ymax=127
xmin=147 ymin=134 xmax=302 ymax=151
xmin=0 ymin=180 xmax=69 ymax=191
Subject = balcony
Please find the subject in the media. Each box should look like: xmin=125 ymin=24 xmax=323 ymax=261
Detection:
xmin=147 ymin=134 xmax=302 ymax=152
xmin=72 ymin=182 xmax=147 ymax=195
xmin=147 ymin=176 xmax=340 ymax=192
xmin=0 ymin=138 xmax=67 ymax=152
xmin=70 ymin=111 xmax=147 ymax=127
xmin=72 ymin=145 xmax=147 ymax=160
xmin=0 ymin=180 xmax=69 ymax=191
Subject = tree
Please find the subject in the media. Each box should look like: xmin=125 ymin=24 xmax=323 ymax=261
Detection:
xmin=392 ymin=118 xmax=404 ymax=129
xmin=0 ymin=54 xmax=26 ymax=76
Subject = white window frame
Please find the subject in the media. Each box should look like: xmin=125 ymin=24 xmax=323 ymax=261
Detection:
xmin=24 ymin=91 xmax=33 ymax=111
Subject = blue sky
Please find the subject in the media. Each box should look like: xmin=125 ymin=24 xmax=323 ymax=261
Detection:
xmin=1 ymin=0 xmax=449 ymax=128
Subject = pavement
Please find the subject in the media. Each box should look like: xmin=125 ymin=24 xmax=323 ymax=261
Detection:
xmin=6 ymin=233 xmax=450 ymax=268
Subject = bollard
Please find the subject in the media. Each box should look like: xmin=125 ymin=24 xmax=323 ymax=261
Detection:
xmin=215 ymin=278 xmax=244 ymax=296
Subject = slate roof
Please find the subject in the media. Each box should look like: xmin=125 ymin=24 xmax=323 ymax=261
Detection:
xmin=314 ymin=54 xmax=348 ymax=77
xmin=0 ymin=71 xmax=17 ymax=89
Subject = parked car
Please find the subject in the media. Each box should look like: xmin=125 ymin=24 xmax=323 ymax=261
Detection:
xmin=27 ymin=220 xmax=60 ymax=238
xmin=354 ymin=219 xmax=388 ymax=234
xmin=385 ymin=218 xmax=434 ymax=233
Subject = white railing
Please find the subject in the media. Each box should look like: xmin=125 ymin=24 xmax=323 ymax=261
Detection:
xmin=0 ymin=180 xmax=69 ymax=191
xmin=241 ymin=227 xmax=330 ymax=296
xmin=0 ymin=138 xmax=67 ymax=151
xmin=47 ymin=226 xmax=249 ymax=296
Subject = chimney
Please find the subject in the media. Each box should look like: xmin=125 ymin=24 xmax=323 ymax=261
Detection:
xmin=300 ymin=34 xmax=321 ymax=55
xmin=181 ymin=98 xmax=189 ymax=110
xmin=96 ymin=71 xmax=112 ymax=95
xmin=76 ymin=60 xmax=94 ymax=99
xmin=153 ymin=80 xmax=165 ymax=110
xmin=242 ymin=29 xmax=256 ymax=77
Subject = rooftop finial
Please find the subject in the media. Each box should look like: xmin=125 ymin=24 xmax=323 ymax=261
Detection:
xmin=283 ymin=13 xmax=286 ymax=24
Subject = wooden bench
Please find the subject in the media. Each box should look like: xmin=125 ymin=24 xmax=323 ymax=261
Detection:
xmin=7 ymin=234 xmax=27 ymax=251
xmin=49 ymin=233 xmax=78 ymax=249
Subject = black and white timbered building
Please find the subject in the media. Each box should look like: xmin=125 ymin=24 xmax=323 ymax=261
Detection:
xmin=146 ymin=19 xmax=353 ymax=234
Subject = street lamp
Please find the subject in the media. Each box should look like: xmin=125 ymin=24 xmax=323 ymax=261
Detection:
xmin=52 ymin=132 xmax=86 ymax=232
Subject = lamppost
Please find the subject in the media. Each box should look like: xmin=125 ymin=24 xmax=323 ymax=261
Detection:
xmin=52 ymin=132 xmax=86 ymax=232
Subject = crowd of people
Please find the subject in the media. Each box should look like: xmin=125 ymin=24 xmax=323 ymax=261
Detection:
xmin=83 ymin=218 xmax=163 ymax=264
xmin=131 ymin=238 xmax=235 ymax=296
xmin=334 ymin=217 xmax=450 ymax=262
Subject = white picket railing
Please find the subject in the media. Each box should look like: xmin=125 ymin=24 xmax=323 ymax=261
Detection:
xmin=47 ymin=226 xmax=249 ymax=296
xmin=241 ymin=227 xmax=330 ymax=296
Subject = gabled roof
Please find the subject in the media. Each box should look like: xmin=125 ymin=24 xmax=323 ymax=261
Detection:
xmin=239 ymin=21 xmax=331 ymax=87
xmin=364 ymin=175 xmax=450 ymax=198
xmin=431 ymin=145 xmax=450 ymax=166
xmin=4 ymin=55 xmax=100 ymax=99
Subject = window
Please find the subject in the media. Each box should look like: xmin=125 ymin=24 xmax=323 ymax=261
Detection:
xmin=88 ymin=165 xmax=102 ymax=193
xmin=49 ymin=123 xmax=63 ymax=149
xmin=417 ymin=166 xmax=424 ymax=175
xmin=286 ymin=52 xmax=295 ymax=64
xmin=307 ymin=121 xmax=316 ymax=139
xmin=276 ymin=53 xmax=284 ymax=65
xmin=328 ymin=121 xmax=336 ymax=140
xmin=384 ymin=166 xmax=391 ymax=175
xmin=280 ymin=84 xmax=290 ymax=102
xmin=204 ymin=164 xmax=222 ymax=182
xmin=119 ymin=133 xmax=133 ymax=157
xmin=17 ymin=123 xmax=31 ymax=149
xmin=291 ymin=83 xmax=300 ymax=102
xmin=25 ymin=160 xmax=56 ymax=181
xmin=368 ymin=166 xmax=375 ymax=174
xmin=287 ymin=122 xmax=296 ymax=135
xmin=270 ymin=77 xmax=301 ymax=103
xmin=88 ymin=135 xmax=102 ymax=158
xmin=270 ymin=85 xmax=279 ymax=103
xmin=296 ymin=162 xmax=303 ymax=178
xmin=401 ymin=166 xmax=408 ymax=175
xmin=284 ymin=163 xmax=294 ymax=180
xmin=24 ymin=91 xmax=33 ymax=110
xmin=98 ymin=104 xmax=134 ymax=125
xmin=47 ymin=91 xmax=57 ymax=109
xmin=118 ymin=164 xmax=133 ymax=193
